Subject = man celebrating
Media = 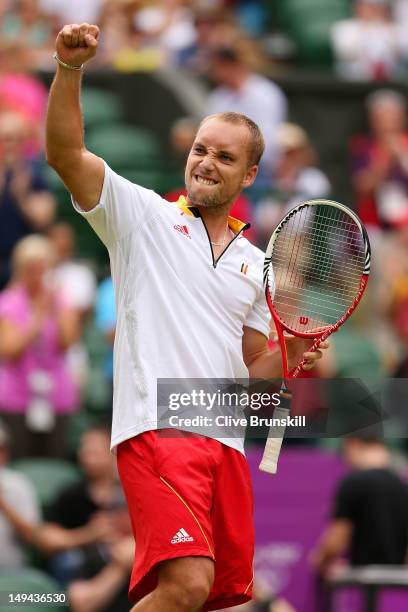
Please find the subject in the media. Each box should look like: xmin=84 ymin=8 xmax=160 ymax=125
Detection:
xmin=46 ymin=24 xmax=325 ymax=612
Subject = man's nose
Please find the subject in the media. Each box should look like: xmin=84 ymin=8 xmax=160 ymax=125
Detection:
xmin=199 ymin=154 xmax=216 ymax=171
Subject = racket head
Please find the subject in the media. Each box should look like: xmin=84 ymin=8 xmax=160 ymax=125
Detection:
xmin=264 ymin=199 xmax=371 ymax=340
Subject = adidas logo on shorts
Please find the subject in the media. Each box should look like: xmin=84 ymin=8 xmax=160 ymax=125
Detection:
xmin=171 ymin=528 xmax=194 ymax=544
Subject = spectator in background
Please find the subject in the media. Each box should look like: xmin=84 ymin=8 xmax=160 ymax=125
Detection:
xmin=372 ymin=216 xmax=408 ymax=365
xmin=49 ymin=223 xmax=97 ymax=320
xmin=0 ymin=74 xmax=48 ymax=156
xmin=384 ymin=220 xmax=408 ymax=435
xmin=97 ymin=0 xmax=163 ymax=72
xmin=133 ymin=0 xmax=196 ymax=67
xmin=169 ymin=116 xmax=200 ymax=169
xmin=207 ymin=44 xmax=287 ymax=175
xmin=0 ymin=418 xmax=41 ymax=569
xmin=350 ymin=89 xmax=408 ymax=234
xmin=389 ymin=225 xmax=408 ymax=356
xmin=235 ymin=0 xmax=267 ymax=38
xmin=255 ymin=123 xmax=330 ymax=248
xmin=163 ymin=116 xmax=201 ymax=193
xmin=311 ymin=436 xmax=408 ymax=574
xmin=49 ymin=222 xmax=97 ymax=389
xmin=178 ymin=7 xmax=241 ymax=73
xmin=0 ymin=422 xmax=132 ymax=611
xmin=0 ymin=0 xmax=55 ymax=69
xmin=331 ymin=0 xmax=403 ymax=81
xmin=394 ymin=0 xmax=408 ymax=34
xmin=67 ymin=493 xmax=134 ymax=612
xmin=94 ymin=275 xmax=116 ymax=391
xmin=0 ymin=2 xmax=12 ymax=27
xmin=40 ymin=425 xmax=122 ymax=585
xmin=0 ymin=235 xmax=80 ymax=459
xmin=38 ymin=0 xmax=105 ymax=28
xmin=0 ymin=111 xmax=55 ymax=289
xmin=373 ymin=215 xmax=408 ymax=443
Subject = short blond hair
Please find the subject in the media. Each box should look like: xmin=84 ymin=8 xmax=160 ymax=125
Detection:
xmin=199 ymin=112 xmax=265 ymax=166
xmin=12 ymin=234 xmax=56 ymax=277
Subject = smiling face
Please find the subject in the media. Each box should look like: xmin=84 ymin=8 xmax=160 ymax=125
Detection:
xmin=184 ymin=117 xmax=258 ymax=211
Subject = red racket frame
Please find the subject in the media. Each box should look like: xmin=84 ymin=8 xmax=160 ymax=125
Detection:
xmin=264 ymin=198 xmax=371 ymax=380
xmin=265 ymin=274 xmax=369 ymax=379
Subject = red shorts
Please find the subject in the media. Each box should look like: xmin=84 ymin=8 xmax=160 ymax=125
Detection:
xmin=117 ymin=430 xmax=254 ymax=611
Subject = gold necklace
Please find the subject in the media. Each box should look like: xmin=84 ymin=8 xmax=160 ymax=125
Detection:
xmin=211 ymin=225 xmax=230 ymax=247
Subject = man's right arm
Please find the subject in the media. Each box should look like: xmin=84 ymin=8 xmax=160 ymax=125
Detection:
xmin=46 ymin=24 xmax=105 ymax=211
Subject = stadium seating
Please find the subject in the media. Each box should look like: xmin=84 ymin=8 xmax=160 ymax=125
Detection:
xmin=12 ymin=459 xmax=81 ymax=512
xmin=274 ymin=0 xmax=351 ymax=66
xmin=82 ymin=322 xmax=112 ymax=416
xmin=81 ymin=87 xmax=123 ymax=129
xmin=86 ymin=123 xmax=162 ymax=171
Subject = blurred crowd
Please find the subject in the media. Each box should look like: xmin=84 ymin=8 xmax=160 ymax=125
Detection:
xmin=2 ymin=0 xmax=408 ymax=76
xmin=2 ymin=0 xmax=408 ymax=611
xmin=0 ymin=0 xmax=272 ymax=73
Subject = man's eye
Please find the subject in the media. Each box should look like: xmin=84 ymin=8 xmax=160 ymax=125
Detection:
xmin=220 ymin=154 xmax=232 ymax=161
xmin=194 ymin=147 xmax=205 ymax=154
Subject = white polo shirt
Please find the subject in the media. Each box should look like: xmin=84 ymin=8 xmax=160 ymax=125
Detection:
xmin=73 ymin=163 xmax=270 ymax=454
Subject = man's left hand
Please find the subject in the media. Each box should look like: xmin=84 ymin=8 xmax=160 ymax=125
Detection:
xmin=284 ymin=335 xmax=329 ymax=372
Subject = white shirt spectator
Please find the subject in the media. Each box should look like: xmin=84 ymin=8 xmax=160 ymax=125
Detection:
xmin=0 ymin=468 xmax=40 ymax=568
xmin=208 ymin=74 xmax=287 ymax=169
xmin=39 ymin=0 xmax=104 ymax=26
xmin=294 ymin=167 xmax=331 ymax=203
xmin=134 ymin=5 xmax=196 ymax=62
xmin=53 ymin=262 xmax=97 ymax=312
xmin=331 ymin=18 xmax=401 ymax=79
xmin=255 ymin=167 xmax=331 ymax=238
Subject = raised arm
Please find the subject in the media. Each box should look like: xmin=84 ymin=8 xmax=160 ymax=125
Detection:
xmin=46 ymin=24 xmax=105 ymax=211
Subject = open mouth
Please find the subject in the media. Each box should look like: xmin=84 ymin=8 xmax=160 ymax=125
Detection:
xmin=195 ymin=174 xmax=218 ymax=186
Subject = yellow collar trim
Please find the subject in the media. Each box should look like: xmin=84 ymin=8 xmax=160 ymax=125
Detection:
xmin=176 ymin=195 xmax=197 ymax=217
xmin=175 ymin=195 xmax=249 ymax=232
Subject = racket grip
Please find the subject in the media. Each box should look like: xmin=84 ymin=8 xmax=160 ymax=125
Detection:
xmin=290 ymin=337 xmax=324 ymax=379
xmin=259 ymin=403 xmax=291 ymax=474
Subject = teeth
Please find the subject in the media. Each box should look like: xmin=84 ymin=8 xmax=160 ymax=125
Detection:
xmin=196 ymin=176 xmax=216 ymax=186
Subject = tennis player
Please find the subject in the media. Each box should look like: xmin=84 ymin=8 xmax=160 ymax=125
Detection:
xmin=46 ymin=24 xmax=326 ymax=612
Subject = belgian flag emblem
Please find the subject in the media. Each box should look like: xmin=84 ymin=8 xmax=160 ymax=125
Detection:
xmin=240 ymin=263 xmax=248 ymax=275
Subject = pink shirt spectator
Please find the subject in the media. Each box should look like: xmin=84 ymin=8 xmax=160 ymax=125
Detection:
xmin=0 ymin=74 xmax=47 ymax=122
xmin=0 ymin=74 xmax=48 ymax=157
xmin=0 ymin=285 xmax=78 ymax=414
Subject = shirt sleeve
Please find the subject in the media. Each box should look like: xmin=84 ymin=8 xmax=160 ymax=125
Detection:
xmin=71 ymin=162 xmax=164 ymax=247
xmin=244 ymin=289 xmax=271 ymax=338
xmin=244 ymin=247 xmax=272 ymax=338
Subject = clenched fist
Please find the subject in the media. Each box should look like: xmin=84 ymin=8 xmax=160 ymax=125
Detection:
xmin=56 ymin=23 xmax=99 ymax=67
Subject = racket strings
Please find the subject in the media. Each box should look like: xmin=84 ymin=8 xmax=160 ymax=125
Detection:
xmin=270 ymin=204 xmax=366 ymax=332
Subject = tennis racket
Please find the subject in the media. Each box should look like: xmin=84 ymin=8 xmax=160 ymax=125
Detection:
xmin=259 ymin=199 xmax=371 ymax=473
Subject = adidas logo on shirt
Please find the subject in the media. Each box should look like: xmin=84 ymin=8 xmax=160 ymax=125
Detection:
xmin=174 ymin=224 xmax=191 ymax=238
xmin=171 ymin=528 xmax=194 ymax=544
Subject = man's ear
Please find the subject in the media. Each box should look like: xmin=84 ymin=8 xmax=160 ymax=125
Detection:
xmin=241 ymin=165 xmax=258 ymax=189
